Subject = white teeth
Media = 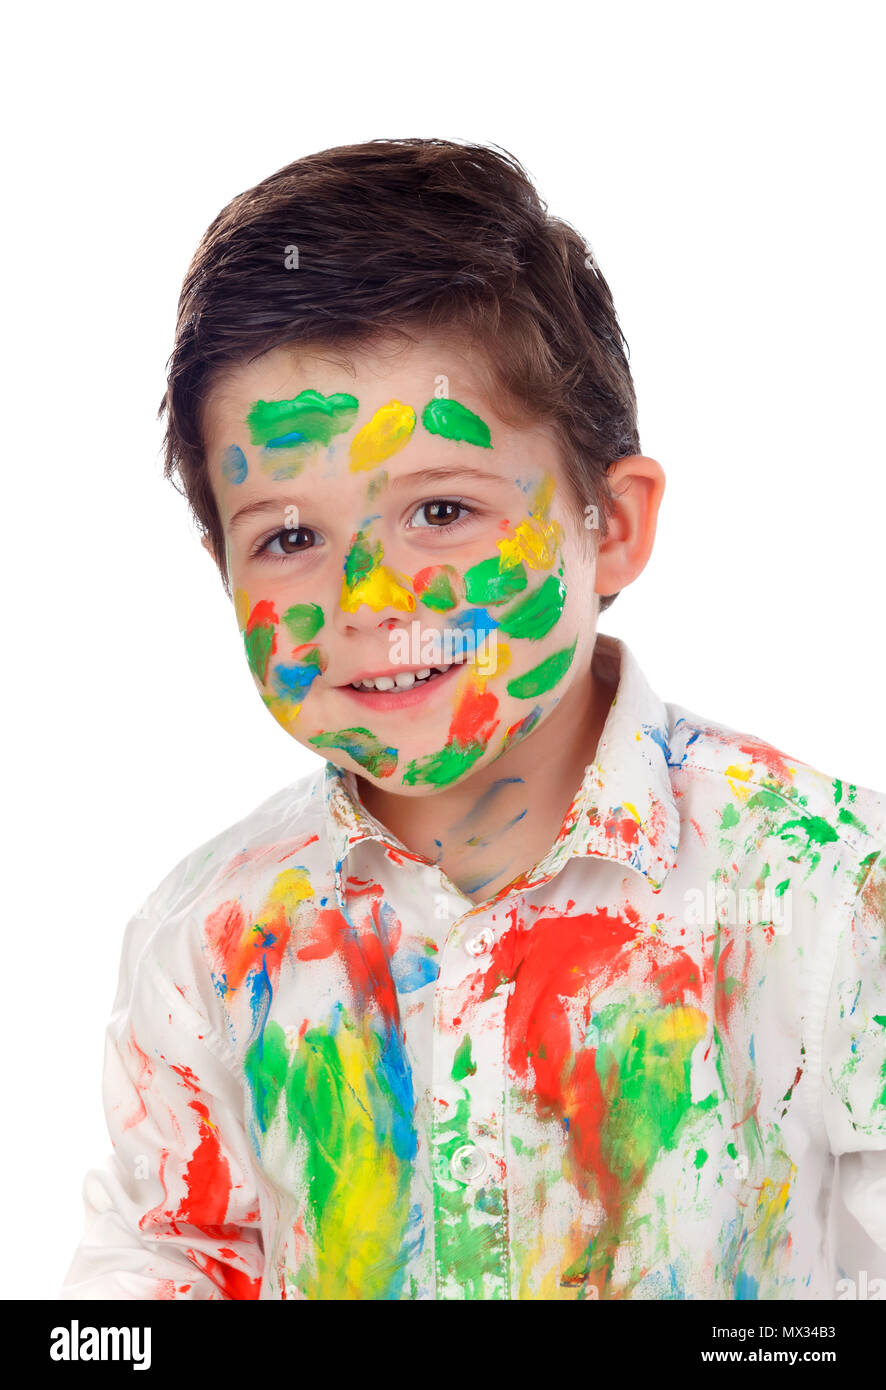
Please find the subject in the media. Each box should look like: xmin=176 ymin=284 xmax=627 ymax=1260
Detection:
xmin=349 ymin=662 xmax=455 ymax=691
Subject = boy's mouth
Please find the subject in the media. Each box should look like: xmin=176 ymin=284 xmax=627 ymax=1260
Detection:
xmin=336 ymin=660 xmax=464 ymax=710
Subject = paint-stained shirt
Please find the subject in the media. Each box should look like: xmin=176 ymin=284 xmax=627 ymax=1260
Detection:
xmin=60 ymin=634 xmax=886 ymax=1300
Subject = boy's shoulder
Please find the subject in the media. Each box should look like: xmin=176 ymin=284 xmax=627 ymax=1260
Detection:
xmin=663 ymin=698 xmax=886 ymax=861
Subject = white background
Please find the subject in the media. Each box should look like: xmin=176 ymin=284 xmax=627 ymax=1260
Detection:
xmin=3 ymin=0 xmax=883 ymax=1298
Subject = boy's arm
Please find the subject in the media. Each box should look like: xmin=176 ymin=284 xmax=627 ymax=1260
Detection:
xmin=59 ymin=895 xmax=264 ymax=1300
xmin=822 ymin=845 xmax=886 ymax=1277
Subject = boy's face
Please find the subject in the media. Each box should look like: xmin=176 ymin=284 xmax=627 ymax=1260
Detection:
xmin=202 ymin=336 xmax=601 ymax=795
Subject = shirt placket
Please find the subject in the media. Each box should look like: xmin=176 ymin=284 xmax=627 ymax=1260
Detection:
xmin=430 ymin=890 xmax=512 ymax=1300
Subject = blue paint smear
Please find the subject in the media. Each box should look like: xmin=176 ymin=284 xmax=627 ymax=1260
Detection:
xmin=273 ymin=661 xmax=323 ymax=700
xmin=448 ymin=608 xmax=499 ymax=640
xmin=391 ymin=951 xmax=439 ymax=993
xmin=375 ymin=1023 xmax=417 ymax=1163
xmin=734 ymin=1271 xmax=759 ymax=1299
xmin=265 ymin=430 xmax=306 ymax=449
xmin=221 ymin=443 xmax=248 ymax=484
xmin=644 ymin=722 xmax=671 ymax=762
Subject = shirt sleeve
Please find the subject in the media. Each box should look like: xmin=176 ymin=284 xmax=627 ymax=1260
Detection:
xmin=822 ymin=845 xmax=886 ymax=1273
xmin=59 ymin=885 xmax=265 ymax=1300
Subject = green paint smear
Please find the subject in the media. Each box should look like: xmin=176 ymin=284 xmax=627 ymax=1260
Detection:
xmin=432 ymin=1036 xmax=503 ymax=1298
xmin=309 ymin=727 xmax=398 ymax=777
xmin=421 ymin=397 xmax=492 ymax=449
xmin=506 ymin=639 xmax=577 ymax=698
xmin=720 ymin=803 xmax=740 ymax=830
xmin=244 ymin=620 xmax=275 ymax=684
xmin=246 ymin=390 xmax=359 ymax=448
xmin=560 ymin=999 xmax=711 ymax=1292
xmin=838 ymin=806 xmax=869 ymax=835
xmin=344 ymin=530 xmax=383 ymax=588
xmin=418 ymin=568 xmax=460 ymax=612
xmin=403 ymin=738 xmax=488 ymax=787
xmin=282 ymin=603 xmax=324 ymax=643
xmin=452 ymin=1035 xmax=476 ymax=1081
xmin=496 ymin=574 xmax=566 ymax=639
xmin=464 ymin=555 xmax=527 ymax=605
xmin=366 ymin=469 xmax=388 ymax=500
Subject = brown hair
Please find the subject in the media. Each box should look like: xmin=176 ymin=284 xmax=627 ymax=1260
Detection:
xmin=158 ymin=138 xmax=641 ymax=613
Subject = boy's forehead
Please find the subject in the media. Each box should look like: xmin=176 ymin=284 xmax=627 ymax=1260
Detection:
xmin=203 ymin=341 xmax=561 ymax=506
xmin=205 ymin=341 xmax=497 ymax=440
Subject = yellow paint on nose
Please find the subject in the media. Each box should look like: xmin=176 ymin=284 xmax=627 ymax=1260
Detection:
xmin=339 ymin=565 xmax=416 ymax=614
xmin=349 ymin=400 xmax=416 ymax=471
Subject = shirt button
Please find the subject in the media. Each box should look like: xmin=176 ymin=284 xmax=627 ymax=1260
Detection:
xmin=464 ymin=926 xmax=494 ymax=957
xmin=449 ymin=1143 xmax=488 ymax=1183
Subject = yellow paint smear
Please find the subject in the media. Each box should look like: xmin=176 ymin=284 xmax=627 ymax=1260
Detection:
xmin=234 ymin=587 xmax=251 ymax=630
xmin=497 ymin=516 xmax=564 ymax=571
xmin=340 ymin=566 xmax=416 ymax=614
xmin=308 ymin=1019 xmax=411 ymax=1299
xmin=349 ymin=400 xmax=416 ymax=471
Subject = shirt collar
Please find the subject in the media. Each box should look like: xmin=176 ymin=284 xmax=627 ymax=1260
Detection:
xmin=322 ymin=633 xmax=681 ymax=900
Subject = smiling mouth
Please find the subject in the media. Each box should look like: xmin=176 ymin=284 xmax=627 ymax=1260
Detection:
xmin=346 ymin=662 xmax=463 ymax=692
xmin=337 ymin=659 xmax=466 ymax=708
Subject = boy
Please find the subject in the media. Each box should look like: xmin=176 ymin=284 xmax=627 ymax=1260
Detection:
xmin=61 ymin=138 xmax=886 ymax=1300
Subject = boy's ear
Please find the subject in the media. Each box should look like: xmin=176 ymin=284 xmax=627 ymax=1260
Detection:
xmin=201 ymin=534 xmax=215 ymax=560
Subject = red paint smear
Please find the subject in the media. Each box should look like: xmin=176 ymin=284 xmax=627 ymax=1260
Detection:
xmin=178 ymin=1098 xmax=232 ymax=1226
xmin=736 ymin=736 xmax=798 ymax=786
xmin=121 ymin=1031 xmax=152 ymax=1132
xmin=449 ymin=680 xmax=499 ymax=747
xmin=713 ymin=937 xmax=741 ymax=1032
xmin=604 ymin=811 xmax=641 ymax=850
xmin=246 ymin=598 xmax=278 ymax=634
xmin=170 ymin=1062 xmax=202 ymax=1095
xmin=185 ymin=1248 xmax=261 ymax=1300
xmin=412 ymin=565 xmax=441 ymax=596
xmin=465 ymin=904 xmax=706 ymax=1220
xmin=204 ymin=896 xmax=298 ymax=997
xmin=293 ymin=890 xmax=402 ymax=1031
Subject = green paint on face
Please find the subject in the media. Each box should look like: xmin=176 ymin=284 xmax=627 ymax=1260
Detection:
xmin=309 ymin=727 xmax=398 ymax=778
xmin=506 ymin=638 xmax=577 ymax=698
xmin=496 ymin=574 xmax=566 ymax=639
xmin=463 ymin=555 xmax=528 ymax=605
xmin=403 ymin=739 xmax=488 ymax=788
xmin=414 ymin=564 xmax=464 ymax=613
xmin=244 ymin=619 xmax=276 ymax=684
xmin=246 ymin=390 xmax=359 ymax=449
xmin=281 ymin=603 xmax=324 ymax=643
xmin=366 ymin=469 xmax=389 ymax=500
xmin=344 ymin=530 xmax=383 ymax=588
xmin=421 ymin=398 xmax=492 ymax=448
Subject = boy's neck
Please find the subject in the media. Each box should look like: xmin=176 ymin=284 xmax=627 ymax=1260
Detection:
xmin=356 ymin=644 xmax=618 ymax=906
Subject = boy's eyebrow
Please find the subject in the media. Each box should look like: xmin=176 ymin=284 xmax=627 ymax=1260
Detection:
xmin=228 ymin=499 xmax=292 ymax=530
xmin=380 ymin=465 xmax=500 ymax=490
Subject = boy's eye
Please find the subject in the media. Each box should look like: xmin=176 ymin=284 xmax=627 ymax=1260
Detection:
xmin=259 ymin=526 xmax=316 ymax=557
xmin=408 ymin=499 xmax=473 ymax=529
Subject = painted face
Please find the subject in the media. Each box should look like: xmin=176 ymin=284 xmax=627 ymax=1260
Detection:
xmin=204 ymin=338 xmax=599 ymax=795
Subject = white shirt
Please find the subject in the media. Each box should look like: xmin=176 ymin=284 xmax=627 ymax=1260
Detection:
xmin=60 ymin=634 xmax=886 ymax=1299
